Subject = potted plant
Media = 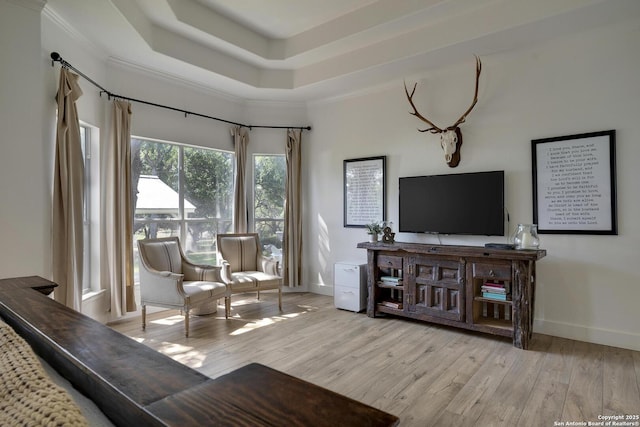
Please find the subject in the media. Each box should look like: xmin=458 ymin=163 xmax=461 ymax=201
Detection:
xmin=365 ymin=222 xmax=383 ymax=242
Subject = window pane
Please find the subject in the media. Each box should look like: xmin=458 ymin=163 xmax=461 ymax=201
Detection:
xmin=183 ymin=147 xmax=234 ymax=221
xmin=183 ymin=147 xmax=234 ymax=264
xmin=132 ymin=138 xmax=180 ymax=223
xmin=254 ymin=155 xmax=285 ymax=261
xmin=80 ymin=126 xmax=90 ymax=293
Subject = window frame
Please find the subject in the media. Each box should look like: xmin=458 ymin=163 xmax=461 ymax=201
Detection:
xmin=79 ymin=121 xmax=100 ymax=296
xmin=131 ymin=136 xmax=235 ymax=277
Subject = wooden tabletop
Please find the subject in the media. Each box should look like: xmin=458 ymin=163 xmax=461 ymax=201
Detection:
xmin=147 ymin=362 xmax=400 ymax=427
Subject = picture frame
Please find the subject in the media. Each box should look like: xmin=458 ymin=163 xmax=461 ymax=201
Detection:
xmin=344 ymin=156 xmax=386 ymax=227
xmin=532 ymin=130 xmax=617 ymax=235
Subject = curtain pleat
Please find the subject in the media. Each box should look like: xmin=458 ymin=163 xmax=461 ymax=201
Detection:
xmin=103 ymin=100 xmax=136 ymax=317
xmin=52 ymin=68 xmax=84 ymax=310
xmin=284 ymin=129 xmax=302 ymax=287
xmin=232 ymin=126 xmax=249 ymax=233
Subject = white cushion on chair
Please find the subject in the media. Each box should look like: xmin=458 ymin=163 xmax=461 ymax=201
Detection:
xmin=183 ymin=281 xmax=227 ymax=304
xmin=231 ymin=272 xmax=281 ymax=289
xmin=139 ymin=239 xmax=183 ymax=273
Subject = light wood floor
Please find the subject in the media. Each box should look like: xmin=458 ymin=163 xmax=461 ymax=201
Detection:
xmin=110 ymin=292 xmax=640 ymax=427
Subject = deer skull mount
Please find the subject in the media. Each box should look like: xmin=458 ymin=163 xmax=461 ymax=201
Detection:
xmin=404 ymin=56 xmax=481 ymax=168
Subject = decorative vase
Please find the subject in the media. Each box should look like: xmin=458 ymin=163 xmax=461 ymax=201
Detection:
xmin=514 ymin=224 xmax=540 ymax=250
xmin=369 ymin=233 xmax=378 ymax=243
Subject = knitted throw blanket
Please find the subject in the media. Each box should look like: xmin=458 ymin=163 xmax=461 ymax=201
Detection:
xmin=0 ymin=318 xmax=88 ymax=426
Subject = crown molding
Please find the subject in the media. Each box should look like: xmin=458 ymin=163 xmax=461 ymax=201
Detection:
xmin=42 ymin=4 xmax=104 ymax=58
xmin=5 ymin=0 xmax=46 ymax=12
xmin=106 ymin=56 xmax=246 ymax=104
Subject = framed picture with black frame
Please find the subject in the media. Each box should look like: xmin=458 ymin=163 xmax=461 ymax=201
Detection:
xmin=343 ymin=156 xmax=386 ymax=228
xmin=532 ymin=130 xmax=617 ymax=235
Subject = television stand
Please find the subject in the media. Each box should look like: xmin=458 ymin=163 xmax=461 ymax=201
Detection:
xmin=357 ymin=242 xmax=546 ymax=349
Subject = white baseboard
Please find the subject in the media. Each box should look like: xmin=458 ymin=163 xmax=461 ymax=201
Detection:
xmin=534 ymin=319 xmax=640 ymax=351
xmin=309 ymin=283 xmax=333 ymax=297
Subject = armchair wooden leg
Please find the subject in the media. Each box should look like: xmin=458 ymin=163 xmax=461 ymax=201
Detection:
xmin=185 ymin=308 xmax=190 ymax=338
xmin=142 ymin=305 xmax=146 ymax=331
xmin=278 ymin=288 xmax=282 ymax=311
xmin=225 ymin=297 xmax=231 ymax=318
xmin=257 ymin=290 xmax=260 ymax=300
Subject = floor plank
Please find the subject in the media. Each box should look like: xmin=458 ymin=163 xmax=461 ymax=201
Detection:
xmin=473 ymin=334 xmax=552 ymax=427
xmin=517 ymin=335 xmax=576 ymax=427
xmin=603 ymin=346 xmax=640 ymax=415
xmin=561 ymin=340 xmax=604 ymax=422
xmin=110 ymin=292 xmax=640 ymax=427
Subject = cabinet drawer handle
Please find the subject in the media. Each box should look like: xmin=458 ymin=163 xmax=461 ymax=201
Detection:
xmin=489 ymin=269 xmax=495 ymax=277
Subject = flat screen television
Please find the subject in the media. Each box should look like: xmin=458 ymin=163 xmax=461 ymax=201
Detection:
xmin=399 ymin=170 xmax=504 ymax=235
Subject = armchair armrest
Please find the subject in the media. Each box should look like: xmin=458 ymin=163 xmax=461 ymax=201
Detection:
xmin=218 ymin=260 xmax=233 ymax=284
xmin=139 ymin=265 xmax=188 ymax=304
xmin=141 ymin=265 xmax=183 ymax=281
xmin=259 ymin=255 xmax=280 ymax=276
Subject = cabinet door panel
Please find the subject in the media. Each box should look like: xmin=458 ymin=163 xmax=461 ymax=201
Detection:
xmin=409 ymin=257 xmax=464 ymax=321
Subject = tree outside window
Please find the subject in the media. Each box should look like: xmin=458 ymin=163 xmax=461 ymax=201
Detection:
xmin=253 ymin=154 xmax=285 ymax=262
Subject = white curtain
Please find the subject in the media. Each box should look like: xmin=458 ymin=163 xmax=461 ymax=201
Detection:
xmin=232 ymin=126 xmax=249 ymax=233
xmin=102 ymin=100 xmax=136 ymax=317
xmin=52 ymin=68 xmax=84 ymax=310
xmin=284 ymin=129 xmax=302 ymax=287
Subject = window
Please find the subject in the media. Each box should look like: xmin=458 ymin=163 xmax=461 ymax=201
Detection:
xmin=79 ymin=125 xmax=91 ymax=294
xmin=78 ymin=123 xmax=100 ymax=295
xmin=131 ymin=137 xmax=234 ymax=282
xmin=253 ymin=154 xmax=285 ymax=263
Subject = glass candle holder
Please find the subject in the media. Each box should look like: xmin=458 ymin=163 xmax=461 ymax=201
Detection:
xmin=514 ymin=224 xmax=540 ymax=250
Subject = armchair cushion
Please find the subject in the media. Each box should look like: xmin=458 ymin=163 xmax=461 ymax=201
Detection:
xmin=138 ymin=239 xmax=183 ymax=274
xmin=183 ymin=281 xmax=227 ymax=305
xmin=222 ymin=271 xmax=281 ymax=292
xmin=218 ymin=235 xmax=260 ymax=272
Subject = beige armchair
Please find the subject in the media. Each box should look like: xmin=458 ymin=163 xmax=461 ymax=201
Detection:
xmin=137 ymin=237 xmax=229 ymax=337
xmin=216 ymin=233 xmax=283 ymax=317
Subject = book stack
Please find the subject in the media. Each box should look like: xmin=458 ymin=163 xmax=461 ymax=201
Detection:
xmin=380 ymin=276 xmax=403 ymax=286
xmin=380 ymin=300 xmax=403 ymax=309
xmin=481 ymin=282 xmax=509 ymax=301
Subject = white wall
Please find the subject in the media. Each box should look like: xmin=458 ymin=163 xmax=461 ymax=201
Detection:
xmin=304 ymin=18 xmax=640 ymax=351
xmin=0 ymin=0 xmax=49 ymax=278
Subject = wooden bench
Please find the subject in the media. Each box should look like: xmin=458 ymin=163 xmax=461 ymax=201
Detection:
xmin=0 ymin=276 xmax=399 ymax=427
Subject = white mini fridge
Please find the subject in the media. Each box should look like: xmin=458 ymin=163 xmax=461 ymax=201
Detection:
xmin=334 ymin=262 xmax=367 ymax=312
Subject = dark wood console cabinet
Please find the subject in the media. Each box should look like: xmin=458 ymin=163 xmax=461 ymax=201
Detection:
xmin=357 ymin=242 xmax=546 ymax=349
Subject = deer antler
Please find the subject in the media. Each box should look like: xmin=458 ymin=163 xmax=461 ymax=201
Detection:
xmin=404 ymin=56 xmax=482 ymax=133
xmin=448 ymin=55 xmax=482 ymax=130
xmin=404 ymin=81 xmax=443 ymax=134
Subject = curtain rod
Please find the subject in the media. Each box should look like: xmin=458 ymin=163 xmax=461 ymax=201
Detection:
xmin=50 ymin=52 xmax=312 ymax=131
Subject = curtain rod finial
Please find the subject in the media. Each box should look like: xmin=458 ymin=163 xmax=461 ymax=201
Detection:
xmin=51 ymin=52 xmax=61 ymax=61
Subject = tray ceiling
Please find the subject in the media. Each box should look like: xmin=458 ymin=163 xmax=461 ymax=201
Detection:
xmin=44 ymin=0 xmax=639 ymax=102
